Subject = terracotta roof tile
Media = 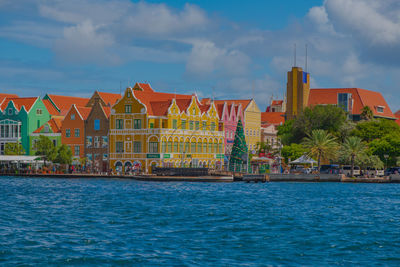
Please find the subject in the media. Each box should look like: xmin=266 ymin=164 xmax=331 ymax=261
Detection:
xmin=102 ymin=106 xmax=111 ymax=118
xmin=212 ymin=99 xmax=251 ymax=109
xmin=309 ymin=88 xmax=395 ymax=119
xmin=137 ymin=83 xmax=155 ymax=92
xmin=272 ymin=100 xmax=283 ymax=105
xmin=261 ymin=112 xmax=285 ymax=125
xmin=76 ymin=106 xmax=92 ymax=120
xmin=33 ymin=117 xmax=63 ymax=133
xmin=0 ymin=93 xmax=18 ymax=105
xmin=1 ymin=97 xmax=37 ymax=112
xmin=46 ymin=94 xmax=90 ymax=114
xmin=97 ymin=92 xmax=121 ymax=106
xmin=42 ymin=99 xmax=59 ymax=116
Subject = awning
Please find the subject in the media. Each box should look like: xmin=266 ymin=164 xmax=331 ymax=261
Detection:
xmin=290 ymin=154 xmax=317 ymax=164
xmin=0 ymin=155 xmax=42 ymax=162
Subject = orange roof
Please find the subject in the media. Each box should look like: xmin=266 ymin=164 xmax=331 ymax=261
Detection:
xmin=215 ymin=103 xmax=225 ymax=118
xmin=272 ymin=100 xmax=283 ymax=106
xmin=42 ymin=99 xmax=59 ymax=116
xmin=102 ymin=106 xmax=111 ymax=118
xmin=46 ymin=94 xmax=90 ymax=114
xmin=137 ymin=83 xmax=155 ymax=92
xmin=0 ymin=93 xmax=18 ymax=104
xmin=33 ymin=117 xmax=63 ymax=133
xmin=97 ymin=92 xmax=121 ymax=106
xmin=76 ymin=106 xmax=92 ymax=120
xmin=1 ymin=97 xmax=37 ymax=112
xmin=213 ymin=99 xmax=251 ymax=110
xmin=261 ymin=112 xmax=285 ymax=125
xmin=395 ymin=110 xmax=400 ymax=126
xmin=309 ymin=88 xmax=395 ymax=119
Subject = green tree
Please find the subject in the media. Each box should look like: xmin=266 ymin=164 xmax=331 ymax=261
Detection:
xmin=4 ymin=142 xmax=25 ymax=155
xmin=255 ymin=141 xmax=272 ymax=155
xmin=357 ymin=154 xmax=384 ymax=171
xmin=360 ymin=106 xmax=374 ymax=121
xmin=302 ymin=129 xmax=339 ymax=172
xmin=368 ymin=133 xmax=400 ymax=167
xmin=229 ymin=119 xmax=248 ymax=172
xmin=341 ymin=136 xmax=367 ymax=177
xmin=33 ymin=135 xmax=57 ymax=165
xmin=281 ymin=143 xmax=307 ymax=163
xmin=337 ymin=120 xmax=356 ymax=143
xmin=352 ymin=119 xmax=400 ymax=143
xmin=278 ymin=105 xmax=347 ymax=144
xmin=54 ymin=144 xmax=72 ymax=165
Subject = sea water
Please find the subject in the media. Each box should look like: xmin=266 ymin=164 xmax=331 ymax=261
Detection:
xmin=0 ymin=177 xmax=399 ymax=265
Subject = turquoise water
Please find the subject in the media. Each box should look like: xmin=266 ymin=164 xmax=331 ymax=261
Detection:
xmin=1 ymin=177 xmax=400 ymax=265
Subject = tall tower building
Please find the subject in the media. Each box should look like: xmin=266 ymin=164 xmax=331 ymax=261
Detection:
xmin=285 ymin=67 xmax=310 ymax=120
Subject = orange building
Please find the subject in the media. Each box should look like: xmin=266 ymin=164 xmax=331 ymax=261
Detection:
xmin=61 ymin=105 xmax=91 ymax=161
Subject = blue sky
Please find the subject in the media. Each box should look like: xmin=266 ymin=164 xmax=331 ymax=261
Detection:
xmin=1 ymin=0 xmax=400 ymax=112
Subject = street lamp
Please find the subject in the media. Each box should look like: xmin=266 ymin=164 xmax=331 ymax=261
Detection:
xmin=384 ymin=154 xmax=389 ymax=170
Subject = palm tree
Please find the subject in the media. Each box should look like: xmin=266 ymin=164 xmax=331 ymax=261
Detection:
xmin=342 ymin=136 xmax=366 ymax=177
xmin=302 ymin=129 xmax=339 ymax=172
xmin=361 ymin=106 xmax=374 ymax=121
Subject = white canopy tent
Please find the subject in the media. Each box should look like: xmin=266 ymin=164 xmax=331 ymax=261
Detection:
xmin=290 ymin=154 xmax=317 ymax=167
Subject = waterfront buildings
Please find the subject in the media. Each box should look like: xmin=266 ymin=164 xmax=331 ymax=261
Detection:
xmin=260 ymin=112 xmax=284 ymax=149
xmin=30 ymin=117 xmax=63 ymax=153
xmin=286 ymin=66 xmax=310 ymax=120
xmin=0 ymin=97 xmax=51 ymax=155
xmin=109 ymin=85 xmax=224 ymax=173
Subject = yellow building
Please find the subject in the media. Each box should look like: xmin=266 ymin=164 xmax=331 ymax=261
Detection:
xmin=286 ymin=66 xmax=310 ymax=120
xmin=109 ymin=84 xmax=225 ymax=173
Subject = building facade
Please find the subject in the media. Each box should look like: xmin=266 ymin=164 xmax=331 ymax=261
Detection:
xmin=30 ymin=117 xmax=63 ymax=153
xmin=286 ymin=66 xmax=310 ymax=120
xmin=109 ymin=87 xmax=224 ymax=173
xmin=0 ymin=97 xmax=51 ymax=155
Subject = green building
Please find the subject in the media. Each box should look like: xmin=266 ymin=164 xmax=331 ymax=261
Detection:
xmin=30 ymin=117 xmax=63 ymax=154
xmin=0 ymin=97 xmax=51 ymax=155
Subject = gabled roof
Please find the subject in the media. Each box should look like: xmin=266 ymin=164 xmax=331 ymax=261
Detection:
xmin=102 ymin=106 xmax=111 ymax=118
xmin=45 ymin=94 xmax=90 ymax=114
xmin=261 ymin=112 xmax=285 ymax=125
xmin=97 ymin=92 xmax=121 ymax=106
xmin=33 ymin=117 xmax=63 ymax=133
xmin=1 ymin=97 xmax=38 ymax=112
xmin=212 ymin=99 xmax=252 ymax=110
xmin=309 ymin=88 xmax=395 ymax=119
xmin=272 ymin=100 xmax=283 ymax=106
xmin=42 ymin=99 xmax=59 ymax=116
xmin=76 ymin=106 xmax=92 ymax=120
xmin=135 ymin=83 xmax=155 ymax=92
xmin=395 ymin=110 xmax=400 ymax=126
xmin=0 ymin=93 xmax=18 ymax=105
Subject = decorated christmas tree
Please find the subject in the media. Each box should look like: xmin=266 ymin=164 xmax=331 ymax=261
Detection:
xmin=229 ymin=119 xmax=248 ymax=171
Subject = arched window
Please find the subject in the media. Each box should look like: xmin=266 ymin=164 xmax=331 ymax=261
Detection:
xmin=191 ymin=142 xmax=196 ymax=153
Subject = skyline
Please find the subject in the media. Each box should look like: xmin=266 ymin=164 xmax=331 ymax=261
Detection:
xmin=1 ymin=0 xmax=400 ymax=112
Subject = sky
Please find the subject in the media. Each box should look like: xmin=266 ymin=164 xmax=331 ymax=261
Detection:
xmin=0 ymin=0 xmax=400 ymax=112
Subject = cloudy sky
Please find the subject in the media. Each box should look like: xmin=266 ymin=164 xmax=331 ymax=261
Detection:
xmin=0 ymin=0 xmax=400 ymax=112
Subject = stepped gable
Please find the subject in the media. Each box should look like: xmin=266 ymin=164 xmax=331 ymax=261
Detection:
xmin=309 ymin=88 xmax=395 ymax=119
xmin=212 ymin=99 xmax=251 ymax=110
xmin=1 ymin=97 xmax=37 ymax=112
xmin=97 ymin=92 xmax=121 ymax=106
xmin=261 ymin=112 xmax=285 ymax=125
xmin=33 ymin=117 xmax=63 ymax=133
xmin=46 ymin=94 xmax=90 ymax=115
xmin=42 ymin=99 xmax=59 ymax=116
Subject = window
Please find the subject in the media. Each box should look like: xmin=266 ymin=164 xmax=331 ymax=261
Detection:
xmin=209 ymin=143 xmax=213 ymax=153
xmin=8 ymin=108 xmax=12 ymax=115
xmin=338 ymin=93 xmax=351 ymax=112
xmin=203 ymin=143 xmax=207 ymax=153
xmin=149 ymin=142 xmax=158 ymax=153
xmin=127 ymin=91 xmax=131 ymax=98
xmin=103 ymin=154 xmax=108 ymax=161
xmin=94 ymin=119 xmax=100 ymax=130
xmin=102 ymin=136 xmax=108 ymax=148
xmin=44 ymin=124 xmax=49 ymax=133
xmin=162 ymin=141 xmax=167 ymax=153
xmin=134 ymin=119 xmax=141 ymax=129
xmin=210 ymin=122 xmax=215 ymax=131
xmin=173 ymin=142 xmax=178 ymax=153
xmin=181 ymin=120 xmax=186 ymax=129
xmin=116 ymin=119 xmax=124 ymax=129
xmin=219 ymin=143 xmax=223 ymax=153
xmin=202 ymin=121 xmax=207 ymax=130
xmin=192 ymin=107 xmax=196 ymax=115
xmin=377 ymin=106 xmax=384 ymax=113
xmin=86 ymin=136 xmax=92 ymax=148
xmin=52 ymin=139 xmax=57 ymax=147
xmin=66 ymin=129 xmax=71 ymax=137
xmin=36 ymin=109 xmax=42 ymax=115
xmin=74 ymin=145 xmax=80 ymax=156
xmin=173 ymin=119 xmax=177 ymax=129
xmin=133 ymin=141 xmax=141 ymax=153
xmin=74 ymin=129 xmax=80 ymax=137
xmin=125 ymin=105 xmax=132 ymax=113
xmin=71 ymin=114 xmax=75 ymax=120
xmin=195 ymin=121 xmax=199 ymax=130
xmin=116 ymin=142 xmax=124 ymax=153
xmin=197 ymin=143 xmax=202 ymax=153
xmin=150 ymin=123 xmax=154 ymax=128
xmin=167 ymin=140 xmax=172 ymax=152
xmin=37 ymin=120 xmax=40 ymax=129
xmin=179 ymin=142 xmax=184 ymax=152
xmin=94 ymin=136 xmax=100 ymax=148
xmin=87 ymin=154 xmax=92 ymax=161
xmin=191 ymin=142 xmax=196 ymax=153
xmin=189 ymin=121 xmax=194 ymax=130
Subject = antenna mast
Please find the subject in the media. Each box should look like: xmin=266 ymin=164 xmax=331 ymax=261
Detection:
xmin=305 ymin=44 xmax=308 ymax=72
xmin=294 ymin=43 xmax=297 ymax=67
